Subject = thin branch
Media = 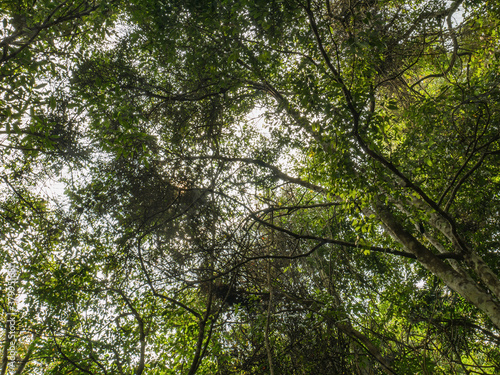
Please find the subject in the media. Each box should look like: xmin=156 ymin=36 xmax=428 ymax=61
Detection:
xmin=303 ymin=0 xmax=357 ymax=115
xmin=184 ymin=155 xmax=327 ymax=193
xmin=410 ymin=0 xmax=464 ymax=88
xmin=50 ymin=327 xmax=95 ymax=375
xmin=110 ymin=289 xmax=146 ymax=375
xmin=444 ymin=153 xmax=486 ymax=211
xmin=249 ymin=211 xmax=462 ymax=261
xmin=136 ymin=239 xmax=202 ymax=320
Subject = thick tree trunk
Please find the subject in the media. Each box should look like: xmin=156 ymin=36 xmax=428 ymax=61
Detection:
xmin=412 ymin=198 xmax=500 ymax=301
xmin=374 ymin=201 xmax=500 ymax=329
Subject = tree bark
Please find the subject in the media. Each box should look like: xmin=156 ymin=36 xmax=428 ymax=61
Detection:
xmin=374 ymin=201 xmax=500 ymax=329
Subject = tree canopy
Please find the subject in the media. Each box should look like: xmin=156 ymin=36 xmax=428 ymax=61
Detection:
xmin=1 ymin=0 xmax=500 ymax=373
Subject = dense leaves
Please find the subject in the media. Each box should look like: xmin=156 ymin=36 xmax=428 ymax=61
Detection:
xmin=1 ymin=0 xmax=500 ymax=374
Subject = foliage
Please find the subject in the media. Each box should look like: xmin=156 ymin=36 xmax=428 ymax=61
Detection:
xmin=1 ymin=0 xmax=500 ymax=374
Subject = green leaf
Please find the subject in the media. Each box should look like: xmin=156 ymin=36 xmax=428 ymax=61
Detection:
xmin=49 ymin=97 xmax=56 ymax=110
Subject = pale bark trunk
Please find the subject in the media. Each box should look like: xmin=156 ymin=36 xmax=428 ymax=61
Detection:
xmin=374 ymin=202 xmax=500 ymax=329
xmin=411 ymin=198 xmax=500 ymax=302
